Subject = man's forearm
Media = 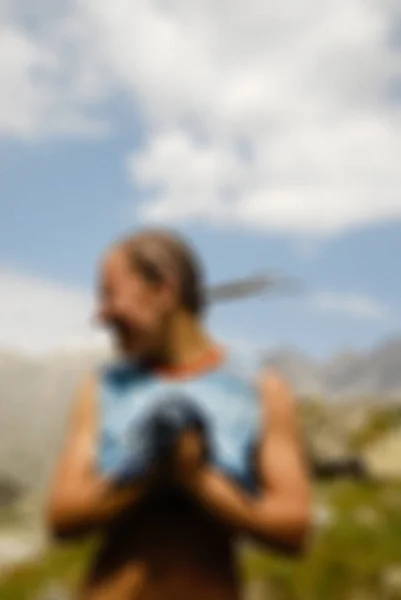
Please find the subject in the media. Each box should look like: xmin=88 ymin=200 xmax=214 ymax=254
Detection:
xmin=47 ymin=476 xmax=146 ymax=540
xmin=187 ymin=470 xmax=311 ymax=550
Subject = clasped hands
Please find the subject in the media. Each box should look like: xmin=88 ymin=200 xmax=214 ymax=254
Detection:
xmin=116 ymin=394 xmax=212 ymax=494
xmin=108 ymin=394 xmax=258 ymax=540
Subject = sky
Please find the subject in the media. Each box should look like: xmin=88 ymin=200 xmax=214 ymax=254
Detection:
xmin=0 ymin=0 xmax=400 ymax=359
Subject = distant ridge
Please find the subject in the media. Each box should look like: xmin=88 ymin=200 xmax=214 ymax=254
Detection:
xmin=264 ymin=336 xmax=401 ymax=399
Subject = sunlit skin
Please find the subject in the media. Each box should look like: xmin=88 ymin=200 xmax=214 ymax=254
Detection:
xmin=46 ymin=244 xmax=312 ymax=600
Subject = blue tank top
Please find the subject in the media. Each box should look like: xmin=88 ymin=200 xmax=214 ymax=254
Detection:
xmin=96 ymin=353 xmax=262 ymax=493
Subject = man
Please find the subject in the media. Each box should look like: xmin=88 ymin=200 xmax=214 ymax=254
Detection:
xmin=46 ymin=229 xmax=311 ymax=600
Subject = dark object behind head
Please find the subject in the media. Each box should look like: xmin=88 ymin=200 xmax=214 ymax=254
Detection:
xmin=119 ymin=228 xmax=205 ymax=316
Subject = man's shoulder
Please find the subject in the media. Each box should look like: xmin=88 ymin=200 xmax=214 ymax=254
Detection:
xmin=68 ymin=374 xmax=97 ymax=426
xmin=258 ymin=369 xmax=291 ymax=395
xmin=257 ymin=368 xmax=296 ymax=424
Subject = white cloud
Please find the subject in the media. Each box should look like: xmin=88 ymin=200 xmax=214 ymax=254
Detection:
xmin=0 ymin=267 xmax=108 ymax=355
xmin=310 ymin=291 xmax=389 ymax=319
xmin=119 ymin=0 xmax=400 ymax=235
xmin=0 ymin=0 xmax=110 ymax=138
xmin=1 ymin=0 xmax=400 ymax=233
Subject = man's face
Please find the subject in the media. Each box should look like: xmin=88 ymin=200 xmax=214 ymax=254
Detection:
xmin=96 ymin=249 xmax=173 ymax=356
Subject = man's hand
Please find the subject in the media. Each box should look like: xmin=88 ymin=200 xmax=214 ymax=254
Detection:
xmin=173 ymin=372 xmax=312 ymax=554
xmin=173 ymin=429 xmax=205 ymax=485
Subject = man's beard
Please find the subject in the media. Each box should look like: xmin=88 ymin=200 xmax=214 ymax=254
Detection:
xmin=108 ymin=318 xmax=157 ymax=359
xmin=109 ymin=319 xmax=141 ymax=355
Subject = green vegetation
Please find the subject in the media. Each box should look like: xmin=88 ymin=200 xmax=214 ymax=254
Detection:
xmin=0 ymin=540 xmax=94 ymax=600
xmin=242 ymin=481 xmax=401 ymax=599
xmin=1 ymin=481 xmax=401 ymax=599
xmin=350 ymin=407 xmax=401 ymax=451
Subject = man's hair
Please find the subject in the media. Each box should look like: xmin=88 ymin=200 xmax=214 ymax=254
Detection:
xmin=118 ymin=228 xmax=205 ymax=315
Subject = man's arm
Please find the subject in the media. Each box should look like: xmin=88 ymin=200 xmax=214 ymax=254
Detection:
xmin=177 ymin=371 xmax=312 ymax=553
xmin=45 ymin=376 xmax=149 ymax=541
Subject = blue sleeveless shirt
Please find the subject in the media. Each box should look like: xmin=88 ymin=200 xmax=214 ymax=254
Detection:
xmin=96 ymin=353 xmax=262 ymax=493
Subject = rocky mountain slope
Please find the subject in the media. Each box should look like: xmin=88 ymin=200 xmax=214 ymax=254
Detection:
xmin=264 ymin=337 xmax=401 ymax=399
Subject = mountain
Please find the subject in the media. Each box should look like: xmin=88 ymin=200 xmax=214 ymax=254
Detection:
xmin=264 ymin=337 xmax=401 ymax=400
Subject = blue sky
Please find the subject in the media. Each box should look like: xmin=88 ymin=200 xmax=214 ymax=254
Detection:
xmin=0 ymin=0 xmax=400 ymax=357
